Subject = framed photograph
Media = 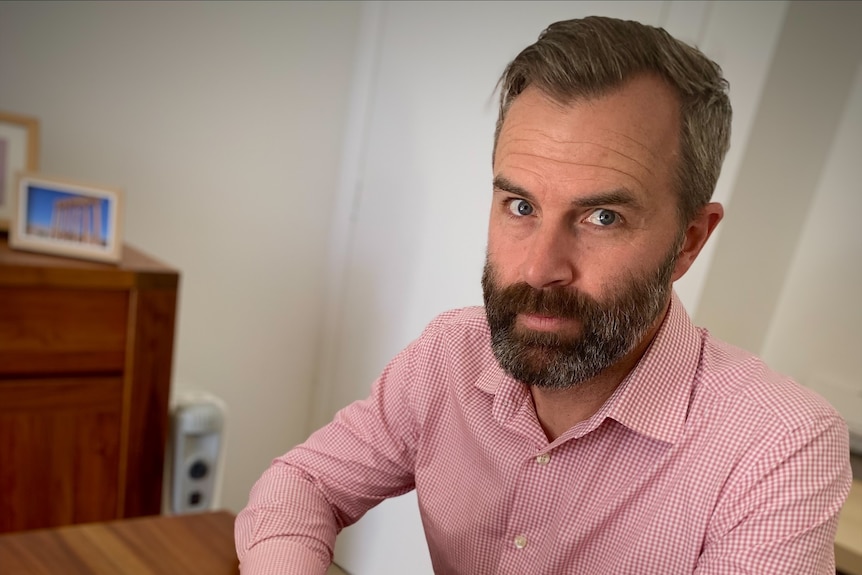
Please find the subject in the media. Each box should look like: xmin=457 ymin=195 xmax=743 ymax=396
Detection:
xmin=10 ymin=173 xmax=124 ymax=263
xmin=0 ymin=111 xmax=40 ymax=230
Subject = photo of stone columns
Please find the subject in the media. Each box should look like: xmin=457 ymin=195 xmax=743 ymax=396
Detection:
xmin=48 ymin=196 xmax=105 ymax=245
xmin=25 ymin=186 xmax=111 ymax=246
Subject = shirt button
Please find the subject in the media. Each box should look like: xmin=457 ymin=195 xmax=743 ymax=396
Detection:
xmin=514 ymin=535 xmax=528 ymax=549
xmin=535 ymin=453 xmax=550 ymax=465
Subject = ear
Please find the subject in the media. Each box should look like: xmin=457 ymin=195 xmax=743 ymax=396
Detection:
xmin=671 ymin=202 xmax=724 ymax=282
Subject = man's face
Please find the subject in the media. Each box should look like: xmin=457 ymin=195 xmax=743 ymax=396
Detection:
xmin=485 ymin=76 xmax=687 ymax=388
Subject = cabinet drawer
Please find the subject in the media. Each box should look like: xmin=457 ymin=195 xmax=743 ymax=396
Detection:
xmin=0 ymin=288 xmax=129 ymax=375
xmin=0 ymin=376 xmax=123 ymax=532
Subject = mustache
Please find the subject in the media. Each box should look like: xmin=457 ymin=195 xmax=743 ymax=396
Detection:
xmin=482 ymin=269 xmax=599 ymax=320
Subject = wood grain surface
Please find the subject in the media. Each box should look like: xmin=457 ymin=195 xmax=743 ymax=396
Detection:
xmin=0 ymin=288 xmax=128 ymax=375
xmin=837 ymin=479 xmax=862 ymax=575
xmin=0 ymin=234 xmax=179 ymax=290
xmin=0 ymin=377 xmax=123 ymax=532
xmin=0 ymin=511 xmax=239 ymax=574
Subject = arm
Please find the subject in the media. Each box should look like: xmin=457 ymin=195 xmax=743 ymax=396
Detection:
xmin=695 ymin=413 xmax=852 ymax=574
xmin=235 ymin=344 xmax=421 ymax=574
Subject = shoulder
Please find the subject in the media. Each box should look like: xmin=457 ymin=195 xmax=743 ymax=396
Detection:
xmin=696 ymin=331 xmax=844 ymax=433
xmin=410 ymin=306 xmax=493 ymax=356
xmin=398 ymin=307 xmax=497 ymax=423
xmin=423 ymin=306 xmax=490 ymax=334
xmin=695 ymin=334 xmax=852 ymax=561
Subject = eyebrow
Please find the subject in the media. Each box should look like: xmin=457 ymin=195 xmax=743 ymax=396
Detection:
xmin=493 ymin=176 xmax=535 ymax=202
xmin=492 ymin=175 xmax=642 ymax=210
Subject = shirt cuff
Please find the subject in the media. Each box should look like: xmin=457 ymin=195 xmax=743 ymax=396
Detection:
xmin=239 ymin=537 xmax=331 ymax=575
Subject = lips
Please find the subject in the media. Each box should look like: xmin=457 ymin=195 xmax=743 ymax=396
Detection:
xmin=517 ymin=313 xmax=578 ymax=332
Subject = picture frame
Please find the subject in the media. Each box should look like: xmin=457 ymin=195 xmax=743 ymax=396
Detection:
xmin=0 ymin=111 xmax=40 ymax=231
xmin=10 ymin=173 xmax=124 ymax=264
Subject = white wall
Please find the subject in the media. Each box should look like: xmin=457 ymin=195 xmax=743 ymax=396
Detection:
xmin=696 ymin=1 xmax=862 ymax=356
xmin=761 ymin=63 xmax=862 ymax=434
xmin=0 ymin=1 xmax=361 ymax=513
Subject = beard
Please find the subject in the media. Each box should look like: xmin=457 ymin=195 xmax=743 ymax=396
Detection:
xmin=481 ymin=245 xmax=679 ymax=390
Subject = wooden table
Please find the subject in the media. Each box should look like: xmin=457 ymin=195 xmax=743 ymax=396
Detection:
xmin=837 ymin=479 xmax=862 ymax=575
xmin=0 ymin=498 xmax=854 ymax=574
xmin=0 ymin=511 xmax=238 ymax=574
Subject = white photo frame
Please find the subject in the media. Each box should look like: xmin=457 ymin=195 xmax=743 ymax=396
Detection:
xmin=10 ymin=173 xmax=124 ymax=264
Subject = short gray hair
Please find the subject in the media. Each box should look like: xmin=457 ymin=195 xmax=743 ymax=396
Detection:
xmin=495 ymin=16 xmax=732 ymax=225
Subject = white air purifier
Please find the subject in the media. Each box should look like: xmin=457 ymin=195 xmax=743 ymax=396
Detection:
xmin=170 ymin=393 xmax=225 ymax=515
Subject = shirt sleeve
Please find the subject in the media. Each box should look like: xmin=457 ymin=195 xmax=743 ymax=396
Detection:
xmin=694 ymin=412 xmax=852 ymax=574
xmin=235 ymin=342 xmax=421 ymax=574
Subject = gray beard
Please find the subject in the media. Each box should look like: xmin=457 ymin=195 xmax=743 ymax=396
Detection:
xmin=481 ymin=247 xmax=677 ymax=390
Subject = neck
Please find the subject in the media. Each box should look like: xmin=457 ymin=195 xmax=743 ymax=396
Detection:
xmin=529 ymin=357 xmax=631 ymax=442
xmin=530 ymin=304 xmax=669 ymax=442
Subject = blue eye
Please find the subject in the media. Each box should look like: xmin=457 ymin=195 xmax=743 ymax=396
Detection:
xmin=508 ymin=199 xmax=534 ymax=217
xmin=586 ymin=209 xmax=618 ymax=226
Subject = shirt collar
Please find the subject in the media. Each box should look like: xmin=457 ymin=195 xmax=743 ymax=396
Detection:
xmin=604 ymin=291 xmax=700 ymax=445
xmin=474 ymin=291 xmax=701 ymax=445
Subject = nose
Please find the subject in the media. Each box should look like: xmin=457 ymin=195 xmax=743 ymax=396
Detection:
xmin=520 ymin=221 xmax=576 ymax=289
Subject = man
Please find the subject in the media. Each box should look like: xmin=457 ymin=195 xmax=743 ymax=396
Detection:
xmin=236 ymin=16 xmax=851 ymax=574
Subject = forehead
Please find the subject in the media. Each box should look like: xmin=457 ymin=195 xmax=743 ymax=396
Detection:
xmin=494 ymin=76 xmax=681 ymax=200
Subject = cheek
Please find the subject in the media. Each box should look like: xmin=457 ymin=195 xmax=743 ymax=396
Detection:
xmin=487 ymin=211 xmax=534 ymax=252
xmin=486 ymin=228 xmax=523 ymax=281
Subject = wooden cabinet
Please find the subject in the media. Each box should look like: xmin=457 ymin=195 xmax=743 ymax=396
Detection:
xmin=0 ymin=233 xmax=179 ymax=533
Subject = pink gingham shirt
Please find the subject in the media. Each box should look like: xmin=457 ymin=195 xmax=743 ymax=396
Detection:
xmin=236 ymin=294 xmax=852 ymax=574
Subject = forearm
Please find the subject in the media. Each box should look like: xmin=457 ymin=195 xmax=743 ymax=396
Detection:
xmin=235 ymin=334 xmax=428 ymax=572
xmin=235 ymin=463 xmax=340 ymax=574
